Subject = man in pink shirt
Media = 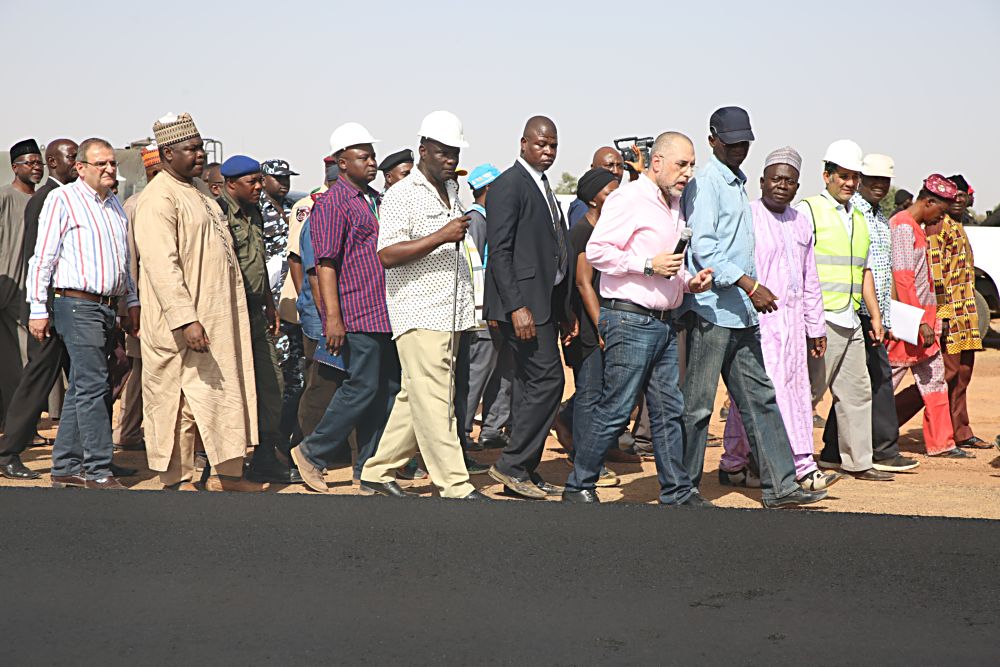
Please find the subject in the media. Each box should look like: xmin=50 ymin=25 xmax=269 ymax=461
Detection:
xmin=563 ymin=132 xmax=714 ymax=505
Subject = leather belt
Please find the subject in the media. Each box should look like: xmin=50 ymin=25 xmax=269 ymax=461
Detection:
xmin=55 ymin=288 xmax=117 ymax=307
xmin=601 ymin=298 xmax=671 ymax=322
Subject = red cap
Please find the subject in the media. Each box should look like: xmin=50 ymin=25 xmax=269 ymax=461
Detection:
xmin=923 ymin=174 xmax=958 ymax=201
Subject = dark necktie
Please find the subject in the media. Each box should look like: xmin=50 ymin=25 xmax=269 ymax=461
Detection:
xmin=541 ymin=173 xmax=568 ymax=277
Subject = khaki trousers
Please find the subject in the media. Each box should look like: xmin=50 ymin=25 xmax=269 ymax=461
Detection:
xmin=159 ymin=394 xmax=243 ymax=486
xmin=362 ymin=329 xmax=474 ymax=498
xmin=114 ymin=357 xmax=144 ymax=446
xmin=808 ymin=321 xmax=873 ymax=472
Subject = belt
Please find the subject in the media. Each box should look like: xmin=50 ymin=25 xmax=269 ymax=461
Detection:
xmin=601 ymin=298 xmax=671 ymax=322
xmin=55 ymin=288 xmax=117 ymax=307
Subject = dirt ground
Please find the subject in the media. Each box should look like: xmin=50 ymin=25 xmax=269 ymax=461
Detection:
xmin=4 ymin=325 xmax=1000 ymax=519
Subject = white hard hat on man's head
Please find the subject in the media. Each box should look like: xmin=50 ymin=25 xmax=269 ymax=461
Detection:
xmin=329 ymin=122 xmax=380 ymax=155
xmin=861 ymin=154 xmax=894 ymax=178
xmin=822 ymin=139 xmax=864 ymax=172
xmin=418 ymin=111 xmax=469 ymax=149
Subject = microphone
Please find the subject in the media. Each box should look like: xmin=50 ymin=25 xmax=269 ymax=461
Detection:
xmin=672 ymin=228 xmax=693 ymax=255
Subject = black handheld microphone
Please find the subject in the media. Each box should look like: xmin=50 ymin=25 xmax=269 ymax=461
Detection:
xmin=672 ymin=228 xmax=693 ymax=254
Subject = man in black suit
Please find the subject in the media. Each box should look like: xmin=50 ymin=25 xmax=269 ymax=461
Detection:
xmin=0 ymin=139 xmax=76 ymax=480
xmin=484 ymin=116 xmax=577 ymax=499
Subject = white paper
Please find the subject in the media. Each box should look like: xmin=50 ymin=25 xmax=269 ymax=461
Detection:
xmin=890 ymin=299 xmax=923 ymax=345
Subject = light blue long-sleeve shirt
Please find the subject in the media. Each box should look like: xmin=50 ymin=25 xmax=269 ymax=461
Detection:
xmin=680 ymin=154 xmax=757 ymax=328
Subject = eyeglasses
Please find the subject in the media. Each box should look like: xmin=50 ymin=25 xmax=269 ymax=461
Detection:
xmin=13 ymin=160 xmax=43 ymax=168
xmin=79 ymin=160 xmax=118 ymax=170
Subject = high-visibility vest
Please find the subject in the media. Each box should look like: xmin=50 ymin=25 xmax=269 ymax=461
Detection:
xmin=803 ymin=195 xmax=870 ymax=312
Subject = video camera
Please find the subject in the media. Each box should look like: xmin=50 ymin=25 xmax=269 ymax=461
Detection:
xmin=614 ymin=136 xmax=655 ymax=170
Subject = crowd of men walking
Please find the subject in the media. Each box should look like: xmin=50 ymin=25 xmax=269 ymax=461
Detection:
xmin=0 ymin=106 xmax=994 ymax=506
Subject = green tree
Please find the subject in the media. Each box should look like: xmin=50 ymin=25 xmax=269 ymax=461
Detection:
xmin=554 ymin=171 xmax=578 ymax=195
xmin=878 ymin=185 xmax=898 ymax=219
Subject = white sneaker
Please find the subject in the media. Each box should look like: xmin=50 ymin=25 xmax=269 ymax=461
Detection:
xmin=798 ymin=469 xmax=843 ymax=491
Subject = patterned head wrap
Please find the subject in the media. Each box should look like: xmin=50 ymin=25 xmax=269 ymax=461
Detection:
xmin=141 ymin=142 xmax=160 ymax=168
xmin=923 ymin=174 xmax=958 ymax=201
xmin=152 ymin=112 xmax=200 ymax=147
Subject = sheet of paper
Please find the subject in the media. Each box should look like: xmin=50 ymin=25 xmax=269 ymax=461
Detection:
xmin=890 ymin=299 xmax=923 ymax=345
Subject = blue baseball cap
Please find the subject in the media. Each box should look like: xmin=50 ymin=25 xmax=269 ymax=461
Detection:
xmin=220 ymin=155 xmax=261 ymax=179
xmin=467 ymin=163 xmax=501 ymax=190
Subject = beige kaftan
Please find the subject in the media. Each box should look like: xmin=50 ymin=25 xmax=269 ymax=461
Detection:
xmin=133 ymin=171 xmax=257 ymax=471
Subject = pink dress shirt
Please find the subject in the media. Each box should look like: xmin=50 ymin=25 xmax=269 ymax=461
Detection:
xmin=585 ymin=173 xmax=691 ymax=311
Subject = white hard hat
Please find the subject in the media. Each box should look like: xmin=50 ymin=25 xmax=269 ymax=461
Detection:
xmin=329 ymin=122 xmax=379 ymax=155
xmin=822 ymin=139 xmax=863 ymax=172
xmin=417 ymin=110 xmax=469 ymax=148
xmin=861 ymin=154 xmax=894 ymax=178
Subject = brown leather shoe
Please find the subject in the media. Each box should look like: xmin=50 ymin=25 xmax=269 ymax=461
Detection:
xmin=163 ymin=481 xmax=199 ymax=491
xmin=488 ymin=465 xmax=546 ymax=499
xmin=51 ymin=473 xmax=87 ymax=488
xmin=205 ymin=475 xmax=265 ymax=492
xmin=85 ymin=476 xmax=127 ymax=490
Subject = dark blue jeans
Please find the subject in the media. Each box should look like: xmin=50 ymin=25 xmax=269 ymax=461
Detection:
xmin=301 ymin=332 xmax=400 ymax=478
xmin=681 ymin=314 xmax=799 ymax=502
xmin=570 ymin=348 xmax=603 ymax=463
xmin=51 ymin=297 xmax=116 ymax=480
xmin=567 ymin=308 xmax=692 ymax=504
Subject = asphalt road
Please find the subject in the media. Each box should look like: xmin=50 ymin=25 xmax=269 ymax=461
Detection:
xmin=2 ymin=488 xmax=998 ymax=665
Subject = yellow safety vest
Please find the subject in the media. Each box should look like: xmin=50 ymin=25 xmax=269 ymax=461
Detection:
xmin=804 ymin=195 xmax=870 ymax=312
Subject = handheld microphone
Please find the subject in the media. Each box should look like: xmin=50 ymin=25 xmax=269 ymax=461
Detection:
xmin=672 ymin=228 xmax=693 ymax=255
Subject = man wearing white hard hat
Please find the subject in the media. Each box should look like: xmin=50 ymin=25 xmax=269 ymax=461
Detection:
xmin=290 ymin=122 xmax=402 ymax=493
xmin=796 ymin=140 xmax=890 ymax=481
xmin=820 ymin=154 xmax=919 ymax=474
xmin=357 ymin=111 xmax=484 ymax=499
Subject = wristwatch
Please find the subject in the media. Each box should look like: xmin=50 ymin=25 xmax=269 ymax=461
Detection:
xmin=644 ymin=258 xmax=654 ymax=277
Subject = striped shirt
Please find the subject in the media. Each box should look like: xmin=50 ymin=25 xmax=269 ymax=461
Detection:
xmin=26 ymin=178 xmax=138 ymax=318
xmin=308 ymin=177 xmax=391 ymax=333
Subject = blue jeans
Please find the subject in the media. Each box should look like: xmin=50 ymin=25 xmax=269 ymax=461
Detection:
xmin=567 ymin=308 xmax=692 ymax=504
xmin=301 ymin=332 xmax=400 ymax=478
xmin=681 ymin=314 xmax=799 ymax=502
xmin=570 ymin=348 xmax=603 ymax=463
xmin=51 ymin=297 xmax=116 ymax=480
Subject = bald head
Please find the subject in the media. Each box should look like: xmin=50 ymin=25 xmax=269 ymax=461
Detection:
xmin=591 ymin=146 xmax=624 ymax=180
xmin=45 ymin=138 xmax=78 ymax=184
xmin=651 ymin=131 xmax=693 ymax=158
xmin=520 ymin=115 xmax=558 ymax=172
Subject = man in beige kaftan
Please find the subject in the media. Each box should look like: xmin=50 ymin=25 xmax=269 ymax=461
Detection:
xmin=133 ymin=113 xmax=259 ymax=491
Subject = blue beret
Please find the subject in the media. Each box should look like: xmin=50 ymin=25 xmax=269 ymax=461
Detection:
xmin=220 ymin=155 xmax=260 ymax=179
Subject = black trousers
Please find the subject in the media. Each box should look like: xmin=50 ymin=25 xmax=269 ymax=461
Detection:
xmin=0 ymin=330 xmax=69 ymax=464
xmin=494 ymin=321 xmax=564 ymax=480
xmin=822 ymin=313 xmax=900 ymax=463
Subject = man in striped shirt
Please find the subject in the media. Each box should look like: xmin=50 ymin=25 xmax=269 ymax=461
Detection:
xmin=291 ymin=122 xmax=401 ymax=493
xmin=25 ymin=137 xmax=138 ymax=490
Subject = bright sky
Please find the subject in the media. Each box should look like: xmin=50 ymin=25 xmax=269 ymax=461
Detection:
xmin=3 ymin=0 xmax=998 ymax=209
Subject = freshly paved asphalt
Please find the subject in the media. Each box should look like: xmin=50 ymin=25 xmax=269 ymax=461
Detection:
xmin=1 ymin=487 xmax=998 ymax=665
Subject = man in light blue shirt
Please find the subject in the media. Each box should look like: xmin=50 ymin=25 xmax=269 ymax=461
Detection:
xmin=679 ymin=107 xmax=827 ymax=508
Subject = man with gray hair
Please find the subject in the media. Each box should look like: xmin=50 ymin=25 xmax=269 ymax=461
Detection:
xmin=26 ymin=137 xmax=138 ymax=489
xmin=721 ymin=148 xmax=841 ymax=491
xmin=564 ymin=132 xmax=714 ymax=504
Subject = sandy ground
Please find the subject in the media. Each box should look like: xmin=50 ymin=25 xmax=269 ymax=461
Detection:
xmin=4 ymin=326 xmax=1000 ymax=519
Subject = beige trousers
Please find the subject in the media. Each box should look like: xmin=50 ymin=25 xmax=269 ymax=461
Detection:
xmin=159 ymin=394 xmax=243 ymax=486
xmin=362 ymin=329 xmax=474 ymax=498
xmin=808 ymin=321 xmax=873 ymax=472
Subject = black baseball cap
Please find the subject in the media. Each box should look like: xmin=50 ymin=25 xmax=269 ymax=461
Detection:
xmin=709 ymin=106 xmax=754 ymax=144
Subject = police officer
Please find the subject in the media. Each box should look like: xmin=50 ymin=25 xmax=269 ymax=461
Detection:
xmin=218 ymin=155 xmax=300 ymax=484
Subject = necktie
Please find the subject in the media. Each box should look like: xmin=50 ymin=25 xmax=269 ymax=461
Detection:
xmin=541 ymin=173 xmax=568 ymax=275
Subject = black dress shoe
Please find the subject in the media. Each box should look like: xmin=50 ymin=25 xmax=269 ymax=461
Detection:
xmin=529 ymin=473 xmax=564 ymax=496
xmin=562 ymin=488 xmax=600 ymax=503
xmin=360 ymin=480 xmax=416 ymax=497
xmin=110 ymin=463 xmax=137 ymax=477
xmin=1 ymin=455 xmax=41 ymax=480
xmin=458 ymin=490 xmax=491 ymax=500
xmin=762 ymin=488 xmax=827 ymax=509
xmin=956 ymin=436 xmax=992 ymax=449
xmin=248 ymin=446 xmax=303 ymax=483
xmin=676 ymin=491 xmax=715 ymax=508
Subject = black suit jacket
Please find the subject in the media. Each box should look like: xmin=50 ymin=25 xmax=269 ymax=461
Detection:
xmin=483 ymin=161 xmax=574 ymax=326
xmin=20 ymin=178 xmax=61 ymax=324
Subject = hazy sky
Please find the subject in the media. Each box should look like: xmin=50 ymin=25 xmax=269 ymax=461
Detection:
xmin=3 ymin=0 xmax=998 ymax=208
